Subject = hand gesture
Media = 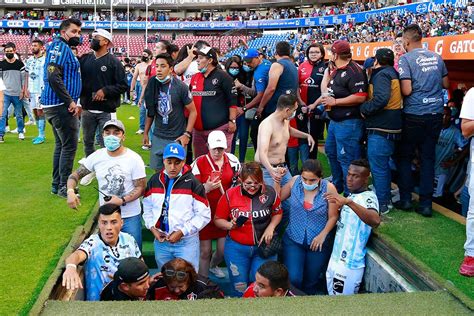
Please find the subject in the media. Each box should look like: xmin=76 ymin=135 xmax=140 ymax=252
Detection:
xmin=150 ymin=227 xmax=167 ymax=242
xmin=93 ymin=89 xmax=106 ymax=101
xmin=307 ymin=134 xmax=316 ymax=152
xmin=204 ymin=176 xmax=222 ymax=193
xmin=62 ymin=265 xmax=83 ymax=290
xmin=324 ymin=192 xmax=349 ymax=209
xmin=67 ymin=191 xmax=81 ymax=209
xmin=310 ymin=233 xmax=326 ymax=252
xmin=166 ymin=230 xmax=184 ymax=243
xmin=259 ymin=226 xmax=275 ymax=246
xmin=68 ymin=101 xmax=82 ymax=117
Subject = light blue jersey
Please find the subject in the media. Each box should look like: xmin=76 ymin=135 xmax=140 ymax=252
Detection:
xmin=25 ymin=55 xmax=45 ymax=94
xmin=78 ymin=232 xmax=141 ymax=301
xmin=330 ymin=190 xmax=379 ymax=270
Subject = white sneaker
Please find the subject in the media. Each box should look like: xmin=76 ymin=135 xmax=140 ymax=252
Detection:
xmin=25 ymin=120 xmax=35 ymax=126
xmin=5 ymin=126 xmax=10 ymax=133
xmin=80 ymin=171 xmax=96 ymax=186
xmin=136 ymin=129 xmax=144 ymax=135
xmin=141 ymin=145 xmax=150 ymax=151
xmin=18 ymin=133 xmax=25 ymax=140
xmin=10 ymin=128 xmax=18 ymax=134
xmin=209 ymin=267 xmax=226 ymax=278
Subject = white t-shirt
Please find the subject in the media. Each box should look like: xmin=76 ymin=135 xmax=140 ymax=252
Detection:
xmin=180 ymin=61 xmax=199 ymax=87
xmin=83 ymin=148 xmax=146 ymax=218
xmin=460 ymin=88 xmax=474 ymax=188
xmin=0 ymin=78 xmax=5 ymax=91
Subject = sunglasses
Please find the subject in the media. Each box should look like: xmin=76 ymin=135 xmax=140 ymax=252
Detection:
xmin=164 ymin=269 xmax=187 ymax=280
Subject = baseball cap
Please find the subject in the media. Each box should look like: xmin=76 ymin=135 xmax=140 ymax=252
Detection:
xmin=363 ymin=57 xmax=375 ymax=70
xmin=92 ymin=29 xmax=113 ymax=47
xmin=114 ymin=257 xmax=149 ymax=284
xmin=243 ymin=48 xmax=259 ymax=62
xmin=163 ymin=142 xmax=186 ymax=160
xmin=207 ymin=130 xmax=227 ymax=149
xmin=103 ymin=119 xmax=125 ymax=133
xmin=331 ymin=40 xmax=351 ymax=55
xmin=194 ymin=46 xmax=217 ymax=60
xmin=375 ymin=48 xmax=395 ymax=66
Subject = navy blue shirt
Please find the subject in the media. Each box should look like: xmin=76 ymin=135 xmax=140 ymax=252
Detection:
xmin=266 ymin=58 xmax=298 ymax=114
xmin=398 ymin=48 xmax=448 ymax=115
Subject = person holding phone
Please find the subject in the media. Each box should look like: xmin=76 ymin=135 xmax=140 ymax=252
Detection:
xmin=214 ymin=162 xmax=282 ymax=297
xmin=191 ymin=131 xmax=241 ymax=279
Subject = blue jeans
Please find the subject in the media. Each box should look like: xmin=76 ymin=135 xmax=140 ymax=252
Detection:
xmin=461 ymin=184 xmax=470 ymax=218
xmin=325 ymin=119 xmax=363 ymax=194
xmin=0 ymin=94 xmax=25 ymax=136
xmin=288 ymin=143 xmax=310 ymax=176
xmin=397 ymin=114 xmax=442 ymax=207
xmin=153 ymin=234 xmax=200 ymax=271
xmin=283 ymin=234 xmax=332 ymax=295
xmin=43 ymin=105 xmax=80 ymax=188
xmin=139 ymin=103 xmax=147 ymax=131
xmin=224 ymin=236 xmax=275 ymax=297
xmin=122 ymin=214 xmax=143 ymax=250
xmin=234 ymin=115 xmax=251 ymax=162
xmin=367 ymin=133 xmax=396 ymax=208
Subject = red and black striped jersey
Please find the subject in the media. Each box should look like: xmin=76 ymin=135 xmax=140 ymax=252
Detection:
xmin=215 ymin=185 xmax=282 ymax=246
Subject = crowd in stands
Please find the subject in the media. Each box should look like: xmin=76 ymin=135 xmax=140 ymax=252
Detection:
xmin=0 ymin=0 xmax=473 ymax=303
xmin=0 ymin=2 xmax=382 ymax=22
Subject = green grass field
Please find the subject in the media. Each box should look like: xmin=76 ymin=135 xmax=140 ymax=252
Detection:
xmin=0 ymin=104 xmax=471 ymax=314
xmin=377 ymin=210 xmax=473 ymax=301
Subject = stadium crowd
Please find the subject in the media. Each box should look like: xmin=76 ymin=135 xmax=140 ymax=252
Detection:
xmin=0 ymin=0 xmax=473 ymax=302
xmin=2 ymin=3 xmax=381 ymax=22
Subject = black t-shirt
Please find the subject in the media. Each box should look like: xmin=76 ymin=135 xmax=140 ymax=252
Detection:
xmin=145 ymin=76 xmax=193 ymax=139
xmin=100 ymin=280 xmax=140 ymax=301
xmin=327 ymin=60 xmax=368 ymax=121
xmin=190 ymin=68 xmax=237 ymax=131
xmin=79 ymin=52 xmax=128 ymax=113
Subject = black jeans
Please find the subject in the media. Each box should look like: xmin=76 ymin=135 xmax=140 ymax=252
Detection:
xmin=81 ymin=110 xmax=111 ymax=157
xmin=44 ymin=106 xmax=80 ymax=188
xmin=397 ymin=113 xmax=443 ymax=207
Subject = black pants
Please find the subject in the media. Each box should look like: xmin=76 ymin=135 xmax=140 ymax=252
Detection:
xmin=397 ymin=113 xmax=443 ymax=207
xmin=44 ymin=106 xmax=80 ymax=188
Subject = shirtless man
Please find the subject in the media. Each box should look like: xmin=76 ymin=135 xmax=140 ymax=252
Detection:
xmin=255 ymin=92 xmax=315 ymax=187
xmin=130 ymin=49 xmax=152 ymax=135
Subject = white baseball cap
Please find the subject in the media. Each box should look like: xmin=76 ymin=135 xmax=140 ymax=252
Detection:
xmin=207 ymin=130 xmax=227 ymax=149
xmin=92 ymin=29 xmax=113 ymax=47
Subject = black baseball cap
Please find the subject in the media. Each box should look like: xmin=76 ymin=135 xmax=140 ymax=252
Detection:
xmin=114 ymin=257 xmax=149 ymax=284
xmin=375 ymin=48 xmax=395 ymax=66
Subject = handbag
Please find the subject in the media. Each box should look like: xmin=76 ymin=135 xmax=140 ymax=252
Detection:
xmin=257 ymin=233 xmax=283 ymax=259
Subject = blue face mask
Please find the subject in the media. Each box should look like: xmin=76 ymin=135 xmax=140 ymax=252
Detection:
xmin=104 ymin=135 xmax=122 ymax=152
xmin=229 ymin=68 xmax=240 ymax=76
xmin=157 ymin=75 xmax=171 ymax=83
xmin=243 ymin=65 xmax=252 ymax=72
xmin=199 ymin=67 xmax=208 ymax=74
xmin=302 ymin=181 xmax=319 ymax=191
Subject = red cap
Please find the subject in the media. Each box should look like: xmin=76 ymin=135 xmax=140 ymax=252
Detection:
xmin=331 ymin=40 xmax=351 ymax=54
